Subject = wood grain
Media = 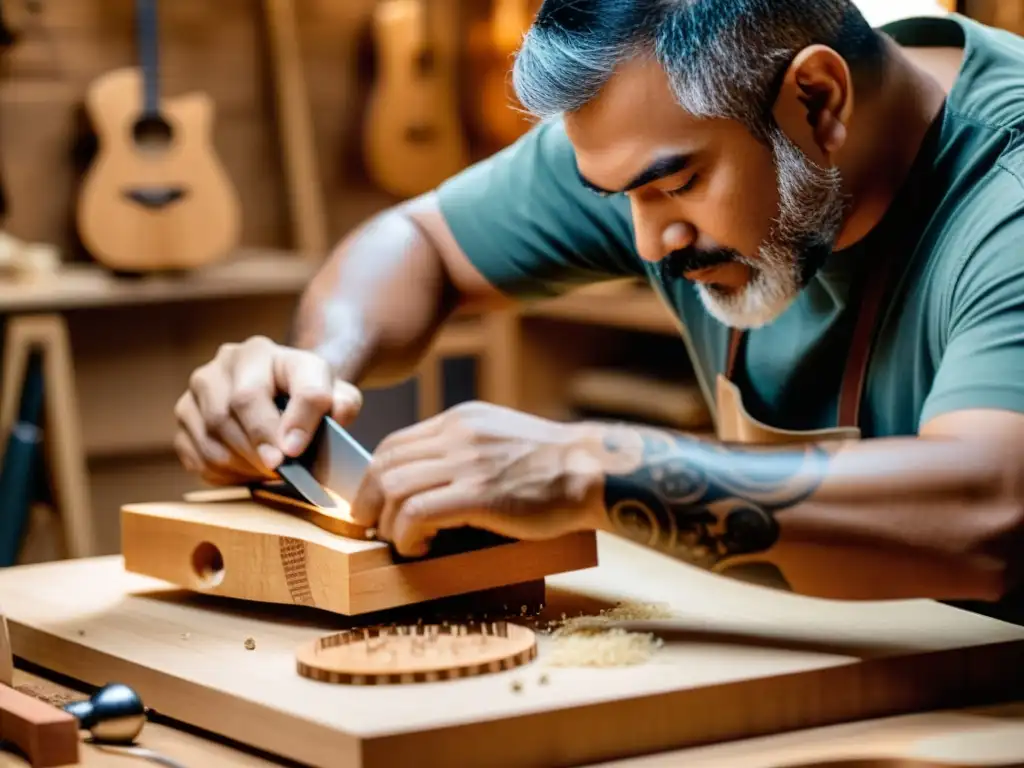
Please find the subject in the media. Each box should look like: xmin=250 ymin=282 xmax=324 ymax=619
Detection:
xmin=3 ymin=534 xmax=1024 ymax=767
xmin=119 ymin=499 xmax=598 ymax=615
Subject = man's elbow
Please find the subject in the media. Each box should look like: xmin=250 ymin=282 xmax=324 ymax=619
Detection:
xmin=959 ymin=497 xmax=1024 ymax=602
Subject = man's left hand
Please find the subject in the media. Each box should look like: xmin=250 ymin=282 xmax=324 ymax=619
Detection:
xmin=348 ymin=401 xmax=605 ymax=556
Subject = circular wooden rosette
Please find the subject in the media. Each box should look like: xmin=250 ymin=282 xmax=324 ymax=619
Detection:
xmin=296 ymin=621 xmax=537 ymax=685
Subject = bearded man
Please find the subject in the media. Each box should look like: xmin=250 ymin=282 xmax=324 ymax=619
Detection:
xmin=174 ymin=1 xmax=1024 ymax=623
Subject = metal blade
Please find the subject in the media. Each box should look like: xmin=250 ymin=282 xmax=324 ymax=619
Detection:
xmin=275 ymin=462 xmax=338 ymax=509
xmin=306 ymin=415 xmax=372 ymax=503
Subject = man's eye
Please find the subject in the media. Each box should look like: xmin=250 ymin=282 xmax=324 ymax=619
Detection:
xmin=665 ymin=176 xmax=698 ymax=197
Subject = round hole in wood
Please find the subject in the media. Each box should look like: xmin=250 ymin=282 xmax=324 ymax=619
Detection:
xmin=190 ymin=541 xmax=225 ymax=588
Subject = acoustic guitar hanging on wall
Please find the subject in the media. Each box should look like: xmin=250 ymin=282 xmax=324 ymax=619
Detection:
xmin=76 ymin=0 xmax=241 ymax=273
xmin=363 ymin=0 xmax=469 ymax=199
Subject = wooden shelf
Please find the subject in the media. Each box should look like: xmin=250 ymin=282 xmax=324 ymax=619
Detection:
xmin=0 ymin=249 xmax=320 ymax=313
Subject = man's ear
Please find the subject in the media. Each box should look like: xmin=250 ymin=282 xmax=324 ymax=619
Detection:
xmin=771 ymin=44 xmax=854 ymax=162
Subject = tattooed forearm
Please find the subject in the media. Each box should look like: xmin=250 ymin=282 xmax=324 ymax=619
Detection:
xmin=597 ymin=426 xmax=833 ymax=571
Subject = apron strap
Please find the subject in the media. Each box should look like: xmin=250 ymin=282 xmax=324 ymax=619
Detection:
xmin=836 ymin=258 xmax=894 ymax=428
xmin=723 ymin=258 xmax=894 ymax=430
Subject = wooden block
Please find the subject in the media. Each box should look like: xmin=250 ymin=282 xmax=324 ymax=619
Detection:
xmin=4 ymin=537 xmax=1024 ymax=768
xmin=120 ymin=499 xmax=598 ymax=615
xmin=0 ymin=684 xmax=79 ymax=767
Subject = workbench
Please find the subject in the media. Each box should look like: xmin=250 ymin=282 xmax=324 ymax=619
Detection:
xmin=2 ymin=665 xmax=1023 ymax=767
xmin=2 ymin=530 xmax=1024 ymax=767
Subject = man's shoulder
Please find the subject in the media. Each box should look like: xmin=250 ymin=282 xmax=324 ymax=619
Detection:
xmin=948 ymin=15 xmax=1024 ymax=133
xmin=919 ymin=145 xmax=1024 ymax=327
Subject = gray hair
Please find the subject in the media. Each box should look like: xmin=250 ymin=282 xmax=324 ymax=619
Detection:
xmin=512 ymin=0 xmax=885 ymax=141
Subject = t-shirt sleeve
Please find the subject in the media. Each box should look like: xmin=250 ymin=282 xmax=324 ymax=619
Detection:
xmin=434 ymin=118 xmax=643 ymax=300
xmin=919 ymin=191 xmax=1024 ymax=427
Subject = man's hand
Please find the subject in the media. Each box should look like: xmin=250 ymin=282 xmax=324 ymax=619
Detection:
xmin=348 ymin=401 xmax=605 ymax=557
xmin=174 ymin=335 xmax=363 ymax=486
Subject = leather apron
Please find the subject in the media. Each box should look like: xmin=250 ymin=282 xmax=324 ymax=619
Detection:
xmin=708 ymin=256 xmax=899 ymax=596
xmin=715 ymin=253 xmax=895 ymax=445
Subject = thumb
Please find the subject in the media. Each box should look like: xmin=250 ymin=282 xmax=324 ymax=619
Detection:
xmin=273 ymin=349 xmax=334 ymax=457
xmin=330 ymin=379 xmax=363 ymax=426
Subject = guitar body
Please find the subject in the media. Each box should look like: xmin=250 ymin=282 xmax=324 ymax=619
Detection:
xmin=467 ymin=0 xmax=535 ymax=154
xmin=77 ymin=68 xmax=241 ymax=272
xmin=363 ymin=0 xmax=468 ymax=198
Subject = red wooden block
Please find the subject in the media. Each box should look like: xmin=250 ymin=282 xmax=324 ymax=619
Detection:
xmin=0 ymin=685 xmax=79 ymax=767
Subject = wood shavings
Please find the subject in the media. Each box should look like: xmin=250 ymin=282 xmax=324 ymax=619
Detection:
xmin=15 ymin=684 xmax=79 ymax=708
xmin=244 ymin=637 xmax=256 ymax=650
xmin=541 ymin=601 xmax=674 ymax=668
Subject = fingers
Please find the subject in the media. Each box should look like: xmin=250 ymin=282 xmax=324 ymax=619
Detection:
xmin=388 ymin=486 xmax=487 ymax=558
xmin=330 ymin=379 xmax=364 ymax=426
xmin=376 ymin=458 xmax=455 ymax=542
xmin=174 ymin=392 xmax=267 ymax=480
xmin=187 ymin=350 xmax=274 ymax=478
xmin=178 ymin=334 xmax=366 ymax=483
xmin=273 ymin=349 xmax=336 ymax=457
xmin=230 ymin=343 xmax=288 ymax=470
xmin=349 ymin=438 xmax=450 ymax=528
xmin=173 ymin=405 xmax=263 ymax=487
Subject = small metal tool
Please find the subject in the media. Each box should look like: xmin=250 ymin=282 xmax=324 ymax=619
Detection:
xmin=265 ymin=394 xmax=516 ymax=561
xmin=265 ymin=394 xmax=371 ymax=509
xmin=63 ymin=682 xmax=146 ymax=744
xmin=63 ymin=682 xmax=189 ymax=768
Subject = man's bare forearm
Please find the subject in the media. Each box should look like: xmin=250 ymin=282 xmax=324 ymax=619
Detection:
xmin=289 ymin=203 xmax=463 ymax=388
xmin=583 ymin=422 xmax=1024 ymax=602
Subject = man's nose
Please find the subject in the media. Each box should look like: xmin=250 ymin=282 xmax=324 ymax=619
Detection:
xmin=634 ymin=216 xmax=697 ymax=263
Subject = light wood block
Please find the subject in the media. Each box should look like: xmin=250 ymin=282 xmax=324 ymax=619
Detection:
xmin=120 ymin=499 xmax=598 ymax=616
xmin=3 ymin=535 xmax=1024 ymax=767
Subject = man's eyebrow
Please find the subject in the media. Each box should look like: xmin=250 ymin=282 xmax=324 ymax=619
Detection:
xmin=575 ymin=153 xmax=693 ymax=196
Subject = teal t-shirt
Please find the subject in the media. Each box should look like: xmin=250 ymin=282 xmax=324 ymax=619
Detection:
xmin=435 ymin=15 xmax=1024 ymax=620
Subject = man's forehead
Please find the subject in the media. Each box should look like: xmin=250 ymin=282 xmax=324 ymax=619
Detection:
xmin=565 ymin=58 xmax=700 ymax=143
xmin=563 ymin=58 xmax=709 ymax=192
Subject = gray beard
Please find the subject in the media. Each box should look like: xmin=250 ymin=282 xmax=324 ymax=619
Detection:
xmin=697 ymin=124 xmax=847 ymax=329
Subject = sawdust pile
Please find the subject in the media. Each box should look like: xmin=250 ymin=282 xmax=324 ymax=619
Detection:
xmin=541 ymin=601 xmax=674 ymax=668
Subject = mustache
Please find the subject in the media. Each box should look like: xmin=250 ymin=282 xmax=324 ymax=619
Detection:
xmin=660 ymin=247 xmax=741 ymax=280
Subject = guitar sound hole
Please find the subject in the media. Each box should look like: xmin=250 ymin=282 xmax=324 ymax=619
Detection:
xmin=132 ymin=114 xmax=173 ymax=152
xmin=405 ymin=125 xmax=438 ymax=143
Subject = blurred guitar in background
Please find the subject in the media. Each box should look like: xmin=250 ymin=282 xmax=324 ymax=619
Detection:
xmin=363 ymin=0 xmax=468 ymax=198
xmin=76 ymin=0 xmax=241 ymax=273
xmin=466 ymin=0 xmax=536 ymax=155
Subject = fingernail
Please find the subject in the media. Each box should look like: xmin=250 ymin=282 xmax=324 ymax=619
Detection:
xmin=282 ymin=429 xmax=307 ymax=456
xmin=258 ymin=443 xmax=283 ymax=469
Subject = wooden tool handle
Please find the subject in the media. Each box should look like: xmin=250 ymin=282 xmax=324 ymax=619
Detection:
xmin=0 ymin=685 xmax=79 ymax=767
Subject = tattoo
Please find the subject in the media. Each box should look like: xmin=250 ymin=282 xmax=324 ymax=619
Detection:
xmin=601 ymin=428 xmax=831 ymax=571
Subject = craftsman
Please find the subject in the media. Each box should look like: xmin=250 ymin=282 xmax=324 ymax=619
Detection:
xmin=174 ymin=2 xmax=1024 ymax=622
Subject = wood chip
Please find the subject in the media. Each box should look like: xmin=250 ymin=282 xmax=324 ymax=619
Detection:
xmin=543 ymin=601 xmax=673 ymax=668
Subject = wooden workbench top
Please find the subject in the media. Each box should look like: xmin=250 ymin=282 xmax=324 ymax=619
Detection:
xmin=2 ymin=533 xmax=1023 ymax=767
xmin=3 ymin=666 xmax=1022 ymax=767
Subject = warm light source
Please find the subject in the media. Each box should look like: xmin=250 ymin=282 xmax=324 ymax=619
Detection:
xmin=854 ymin=0 xmax=952 ymax=26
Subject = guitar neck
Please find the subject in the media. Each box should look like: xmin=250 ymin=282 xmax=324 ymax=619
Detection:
xmin=135 ymin=0 xmax=161 ymax=116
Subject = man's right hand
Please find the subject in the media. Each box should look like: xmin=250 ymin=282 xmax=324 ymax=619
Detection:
xmin=174 ymin=335 xmax=364 ymax=486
